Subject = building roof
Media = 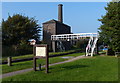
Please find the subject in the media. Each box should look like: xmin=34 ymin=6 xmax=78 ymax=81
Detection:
xmin=43 ymin=19 xmax=70 ymax=27
xmin=43 ymin=19 xmax=56 ymax=24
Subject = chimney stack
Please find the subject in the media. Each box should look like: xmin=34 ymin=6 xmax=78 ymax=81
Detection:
xmin=58 ymin=4 xmax=63 ymax=23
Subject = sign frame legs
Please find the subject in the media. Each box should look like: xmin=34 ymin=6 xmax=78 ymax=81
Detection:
xmin=33 ymin=44 xmax=49 ymax=73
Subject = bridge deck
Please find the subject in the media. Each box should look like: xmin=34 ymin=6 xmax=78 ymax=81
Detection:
xmin=51 ymin=33 xmax=98 ymax=41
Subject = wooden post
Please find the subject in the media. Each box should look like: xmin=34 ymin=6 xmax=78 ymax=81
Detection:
xmin=46 ymin=54 xmax=49 ymax=73
xmin=8 ymin=57 xmax=12 ymax=66
xmin=96 ymin=42 xmax=99 ymax=55
xmin=45 ymin=45 xmax=49 ymax=73
xmin=33 ymin=57 xmax=37 ymax=71
xmin=106 ymin=50 xmax=108 ymax=56
xmin=33 ymin=44 xmax=49 ymax=73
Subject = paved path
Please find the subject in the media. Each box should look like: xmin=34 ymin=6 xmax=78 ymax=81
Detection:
xmin=1 ymin=55 xmax=90 ymax=79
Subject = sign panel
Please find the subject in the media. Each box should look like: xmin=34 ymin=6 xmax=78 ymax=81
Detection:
xmin=36 ymin=47 xmax=46 ymax=57
xmin=33 ymin=44 xmax=49 ymax=73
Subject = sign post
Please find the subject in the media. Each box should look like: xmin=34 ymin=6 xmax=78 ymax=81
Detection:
xmin=33 ymin=44 xmax=49 ymax=73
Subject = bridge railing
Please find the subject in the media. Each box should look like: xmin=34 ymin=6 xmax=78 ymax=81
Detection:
xmin=51 ymin=33 xmax=99 ymax=57
xmin=51 ymin=33 xmax=98 ymax=41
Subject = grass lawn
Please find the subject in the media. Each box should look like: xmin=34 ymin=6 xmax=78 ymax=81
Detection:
xmin=2 ymin=56 xmax=118 ymax=81
xmin=2 ymin=53 xmax=84 ymax=74
xmin=1 ymin=49 xmax=81 ymax=62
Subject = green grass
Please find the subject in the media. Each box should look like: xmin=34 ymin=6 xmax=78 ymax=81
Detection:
xmin=2 ymin=56 xmax=118 ymax=81
xmin=2 ymin=53 xmax=84 ymax=74
xmin=1 ymin=49 xmax=81 ymax=62
xmin=2 ymin=54 xmax=33 ymax=62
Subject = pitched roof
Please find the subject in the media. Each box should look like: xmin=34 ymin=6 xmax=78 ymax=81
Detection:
xmin=43 ymin=19 xmax=70 ymax=27
xmin=43 ymin=19 xmax=57 ymax=24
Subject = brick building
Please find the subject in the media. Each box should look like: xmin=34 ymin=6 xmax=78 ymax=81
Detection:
xmin=43 ymin=4 xmax=71 ymax=52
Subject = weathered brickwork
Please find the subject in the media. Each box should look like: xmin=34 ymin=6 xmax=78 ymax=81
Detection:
xmin=43 ymin=20 xmax=71 ymax=52
xmin=43 ymin=4 xmax=72 ymax=52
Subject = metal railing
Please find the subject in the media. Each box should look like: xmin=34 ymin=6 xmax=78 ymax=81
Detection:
xmin=51 ymin=33 xmax=99 ymax=57
xmin=51 ymin=33 xmax=98 ymax=41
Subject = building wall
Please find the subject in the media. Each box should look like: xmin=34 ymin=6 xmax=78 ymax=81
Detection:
xmin=55 ymin=22 xmax=71 ymax=51
xmin=43 ymin=22 xmax=56 ymax=51
xmin=43 ymin=21 xmax=71 ymax=52
xmin=56 ymin=22 xmax=71 ymax=34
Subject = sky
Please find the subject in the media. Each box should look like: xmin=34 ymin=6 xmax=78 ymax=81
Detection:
xmin=2 ymin=2 xmax=107 ymax=34
xmin=1 ymin=0 xmax=112 ymax=2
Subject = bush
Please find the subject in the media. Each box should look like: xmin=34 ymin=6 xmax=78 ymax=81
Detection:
xmin=76 ymin=40 xmax=87 ymax=49
xmin=2 ymin=46 xmax=16 ymax=57
xmin=17 ymin=44 xmax=33 ymax=55
xmin=2 ymin=44 xmax=33 ymax=57
xmin=107 ymin=48 xmax=115 ymax=55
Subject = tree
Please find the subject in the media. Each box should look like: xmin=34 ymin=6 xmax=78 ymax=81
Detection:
xmin=98 ymin=2 xmax=120 ymax=53
xmin=2 ymin=14 xmax=41 ymax=56
xmin=0 ymin=27 xmax=1 ymax=39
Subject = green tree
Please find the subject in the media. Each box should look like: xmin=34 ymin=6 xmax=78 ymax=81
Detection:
xmin=98 ymin=2 xmax=120 ymax=52
xmin=2 ymin=14 xmax=41 ymax=56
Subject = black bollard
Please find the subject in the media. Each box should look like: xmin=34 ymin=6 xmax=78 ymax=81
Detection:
xmin=39 ymin=64 xmax=41 ymax=71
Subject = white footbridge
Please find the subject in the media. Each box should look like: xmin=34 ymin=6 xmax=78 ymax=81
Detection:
xmin=51 ymin=33 xmax=99 ymax=57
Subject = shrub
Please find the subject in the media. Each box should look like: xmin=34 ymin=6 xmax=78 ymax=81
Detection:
xmin=2 ymin=44 xmax=33 ymax=57
xmin=2 ymin=45 xmax=16 ymax=57
xmin=107 ymin=48 xmax=115 ymax=55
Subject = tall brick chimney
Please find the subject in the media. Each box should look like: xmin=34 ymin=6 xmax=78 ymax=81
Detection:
xmin=58 ymin=4 xmax=63 ymax=23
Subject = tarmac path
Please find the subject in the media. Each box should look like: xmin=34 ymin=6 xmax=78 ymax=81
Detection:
xmin=1 ymin=55 xmax=90 ymax=79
